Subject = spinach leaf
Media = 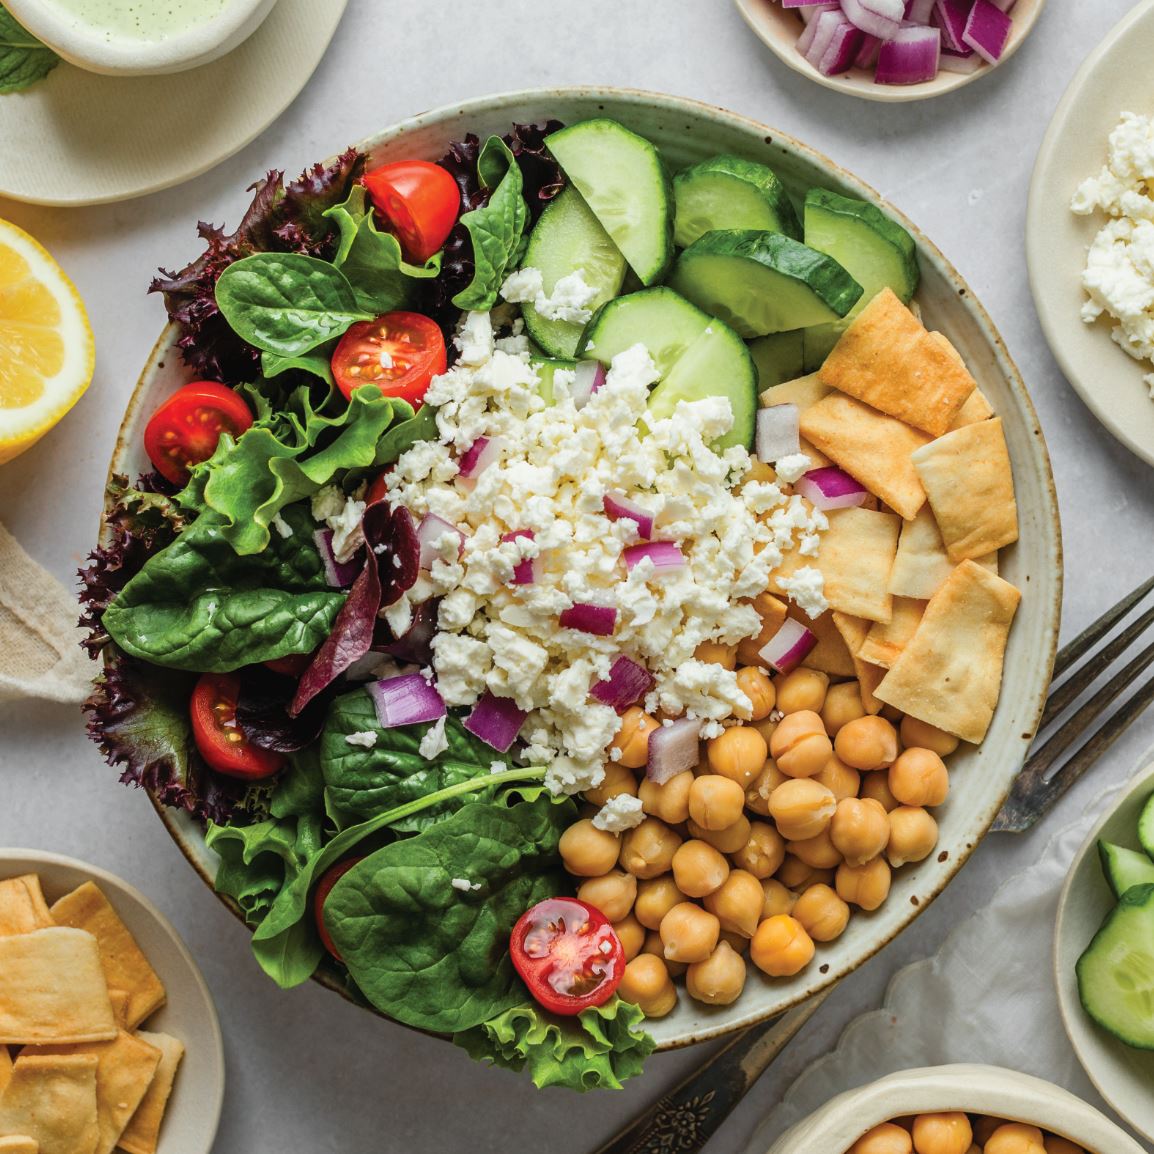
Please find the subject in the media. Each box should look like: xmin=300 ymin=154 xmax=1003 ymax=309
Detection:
xmin=261 ymin=348 xmax=335 ymax=387
xmin=452 ymin=137 xmax=528 ymax=312
xmin=325 ymin=794 xmax=575 ymax=1033
xmin=0 ymin=5 xmax=59 ymax=94
xmin=102 ymin=503 xmax=346 ymax=672
xmin=215 ymin=253 xmax=373 ymax=357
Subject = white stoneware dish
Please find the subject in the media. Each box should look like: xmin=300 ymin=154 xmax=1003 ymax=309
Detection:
xmin=103 ymin=86 xmax=1062 ymax=1050
xmin=0 ymin=848 xmax=224 ymax=1154
xmin=1055 ymin=760 xmax=1154 ymax=1143
xmin=765 ymin=1064 xmax=1147 ymax=1153
xmin=733 ymin=0 xmax=1046 ymax=103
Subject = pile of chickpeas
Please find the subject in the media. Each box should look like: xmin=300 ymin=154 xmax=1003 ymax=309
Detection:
xmin=557 ymin=648 xmax=960 ymax=1017
xmin=848 ymin=1112 xmax=1089 ymax=1154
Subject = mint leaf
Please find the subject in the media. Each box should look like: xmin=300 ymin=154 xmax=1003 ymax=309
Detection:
xmin=0 ymin=4 xmax=60 ymax=94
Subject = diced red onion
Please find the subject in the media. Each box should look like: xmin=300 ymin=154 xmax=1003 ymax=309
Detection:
xmin=782 ymin=0 xmax=824 ymax=7
xmin=758 ymin=619 xmax=818 ymax=675
xmin=646 ymin=718 xmax=701 ymax=785
xmin=904 ymin=0 xmax=935 ymax=21
xmin=795 ymin=466 xmax=870 ymax=511
xmin=368 ymin=673 xmax=446 ymax=728
xmin=314 ymin=529 xmax=361 ymax=588
xmin=559 ymin=603 xmax=618 ymax=636
xmin=463 ymin=691 xmax=527 ymax=752
xmin=875 ymin=24 xmax=940 ymax=83
xmin=417 ymin=513 xmax=464 ymax=571
xmin=623 ymin=541 xmax=686 ymax=576
xmin=939 ymin=46 xmax=982 ymax=71
xmin=813 ymin=17 xmax=864 ymax=75
xmin=603 ymin=491 xmax=655 ymax=538
xmin=853 ymin=32 xmax=882 ymax=68
xmin=501 ymin=529 xmax=539 ymax=585
xmin=458 ymin=436 xmax=504 ymax=479
xmin=840 ymin=0 xmax=903 ymax=40
xmin=962 ymin=0 xmax=1011 ymax=61
xmin=756 ymin=404 xmax=800 ymax=463
xmin=799 ymin=1 xmax=838 ymax=25
xmin=571 ymin=361 xmax=606 ymax=409
xmin=801 ymin=8 xmax=846 ymax=68
xmin=931 ymin=0 xmax=970 ymax=52
xmin=591 ymin=655 xmax=655 ymax=711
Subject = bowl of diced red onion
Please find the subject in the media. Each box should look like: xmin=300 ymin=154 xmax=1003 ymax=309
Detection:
xmin=734 ymin=0 xmax=1045 ymax=101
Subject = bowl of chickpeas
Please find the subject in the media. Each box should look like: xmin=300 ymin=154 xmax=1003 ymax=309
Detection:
xmin=765 ymin=1064 xmax=1146 ymax=1154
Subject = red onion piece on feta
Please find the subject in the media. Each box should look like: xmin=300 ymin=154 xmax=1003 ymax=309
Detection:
xmin=314 ymin=529 xmax=361 ymax=588
xmin=623 ymin=541 xmax=686 ymax=576
xmin=417 ymin=513 xmax=464 ymax=570
xmin=368 ymin=673 xmax=446 ymax=728
xmin=646 ymin=718 xmax=701 ymax=785
xmin=795 ymin=466 xmax=869 ymax=511
xmin=463 ymin=691 xmax=528 ymax=752
xmin=591 ymin=655 xmax=655 ymax=711
xmin=875 ymin=24 xmax=940 ymax=83
xmin=840 ymin=0 xmax=903 ymax=40
xmin=603 ymin=491 xmax=655 ymax=539
xmin=501 ymin=529 xmax=539 ymax=585
xmin=759 ymin=618 xmax=818 ymax=675
xmin=458 ymin=435 xmax=504 ymax=479
xmin=756 ymin=404 xmax=800 ymax=463
xmin=571 ymin=361 xmax=607 ymax=409
xmin=559 ymin=603 xmax=618 ymax=636
xmin=961 ymin=0 xmax=1011 ymax=61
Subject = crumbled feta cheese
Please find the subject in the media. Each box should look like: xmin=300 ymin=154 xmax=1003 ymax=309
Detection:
xmin=418 ymin=715 xmax=448 ymax=760
xmin=592 ymin=794 xmax=646 ymax=833
xmin=381 ymin=592 xmax=413 ymax=639
xmin=311 ymin=484 xmax=365 ymax=563
xmin=500 ymin=266 xmax=598 ymax=324
xmin=450 ymin=877 xmax=482 ymax=893
xmin=777 ymin=566 xmax=829 ymax=620
xmin=344 ymin=731 xmax=378 ymax=749
xmin=773 ymin=453 xmax=813 ymax=484
xmin=490 ymin=761 xmax=507 ymax=775
xmin=271 ymin=513 xmax=294 ymax=539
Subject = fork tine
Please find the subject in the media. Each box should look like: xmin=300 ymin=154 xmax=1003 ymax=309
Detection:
xmin=1050 ymin=575 xmax=1154 ymax=682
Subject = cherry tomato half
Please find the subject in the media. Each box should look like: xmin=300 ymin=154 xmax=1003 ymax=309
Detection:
xmin=189 ymin=672 xmax=284 ymax=781
xmin=331 ymin=312 xmax=446 ymax=406
xmin=362 ymin=160 xmax=460 ymax=263
xmin=314 ymin=857 xmax=364 ymax=961
xmin=263 ymin=652 xmax=314 ymax=678
xmin=365 ymin=468 xmax=392 ymax=506
xmin=510 ymin=898 xmax=625 ymax=1017
xmin=143 ymin=382 xmax=252 ymax=487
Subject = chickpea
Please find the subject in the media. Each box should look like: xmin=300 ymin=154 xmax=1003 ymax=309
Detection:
xmin=613 ymin=913 xmax=646 ymax=961
xmin=901 ymin=715 xmax=959 ymax=758
xmin=984 ymin=1124 xmax=1046 ymax=1154
xmin=612 ymin=707 xmax=660 ymax=770
xmin=890 ymin=748 xmax=950 ymax=808
xmin=776 ymin=854 xmax=834 ymax=891
xmin=584 ymin=761 xmax=639 ymax=806
xmin=787 ymin=827 xmax=843 ymax=870
xmin=831 ymin=797 xmax=891 ymax=867
xmin=634 ymin=875 xmax=686 ymax=930
xmin=771 ymin=710 xmax=834 ymax=779
xmin=688 ymin=774 xmax=746 ymax=831
xmin=836 ymin=856 xmax=892 ymax=911
xmin=761 ymin=878 xmax=798 ymax=919
xmin=577 ymin=870 xmax=638 ymax=923
xmin=813 ymin=754 xmax=862 ymax=802
xmin=687 ymin=815 xmax=752 ymax=855
xmin=775 ymin=667 xmax=830 ymax=715
xmin=750 ymin=914 xmax=815 ymax=977
xmin=887 ymin=806 xmax=939 ymax=867
xmin=559 ymin=819 xmax=621 ymax=877
xmin=736 ymin=666 xmax=776 ymax=721
xmin=686 ymin=941 xmax=747 ymax=1005
xmin=707 ymin=725 xmax=768 ymax=787
xmin=703 ymin=869 xmax=764 ymax=937
xmin=861 ymin=768 xmax=901 ymax=812
xmin=618 ymin=953 xmax=678 ymax=1018
xmin=732 ymin=821 xmax=788 ymax=879
xmin=793 ymin=883 xmax=851 ymax=942
xmin=619 ymin=818 xmax=682 ymax=879
xmin=767 ymin=778 xmax=838 ymax=841
xmin=912 ymin=1113 xmax=973 ymax=1154
xmin=880 ymin=702 xmax=904 ymax=724
xmin=745 ymin=759 xmax=788 ymax=816
xmin=671 ymin=840 xmax=730 ymax=898
xmin=751 ymin=713 xmax=779 ymax=748
xmin=835 ymin=715 xmax=900 ymax=771
xmin=659 ymin=902 xmax=720 ymax=964
xmin=695 ymin=639 xmax=738 ymax=669
xmin=718 ymin=929 xmax=750 ymax=954
xmin=849 ymin=1123 xmax=914 ymax=1154
xmin=822 ymin=680 xmax=867 ymax=737
xmin=639 ymin=770 xmax=693 ymax=824
xmin=1043 ymin=1138 xmax=1084 ymax=1154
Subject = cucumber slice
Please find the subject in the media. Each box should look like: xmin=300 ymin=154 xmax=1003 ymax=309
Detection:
xmin=1100 ymin=840 xmax=1154 ymax=900
xmin=579 ymin=287 xmax=711 ymax=377
xmin=669 ymin=230 xmax=863 ymax=338
xmin=519 ymin=186 xmax=627 ymax=359
xmin=546 ymin=119 xmax=674 ymax=286
xmin=673 ymin=156 xmax=801 ymax=249
xmin=749 ymin=330 xmax=805 ymax=389
xmin=531 ymin=357 xmax=576 ymax=405
xmin=1076 ymin=882 xmax=1154 ymax=1050
xmin=1140 ymin=793 xmax=1154 ymax=860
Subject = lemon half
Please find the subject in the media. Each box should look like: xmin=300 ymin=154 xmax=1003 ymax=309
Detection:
xmin=0 ymin=218 xmax=95 ymax=465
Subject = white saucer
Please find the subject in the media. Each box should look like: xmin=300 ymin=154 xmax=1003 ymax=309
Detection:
xmin=0 ymin=0 xmax=347 ymax=206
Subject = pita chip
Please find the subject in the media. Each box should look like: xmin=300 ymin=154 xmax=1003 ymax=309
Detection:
xmin=0 ymin=929 xmax=116 ymax=1046
xmin=912 ymin=417 xmax=1019 ymax=562
xmin=859 ymin=598 xmax=927 ymax=669
xmin=950 ymin=387 xmax=994 ymax=429
xmin=792 ymin=607 xmax=856 ymax=678
xmin=0 ymin=1048 xmax=11 ymax=1097
xmin=735 ymin=593 xmax=789 ymax=668
xmin=831 ymin=613 xmax=885 ymax=714
xmin=759 ymin=374 xmax=832 ymax=468
xmin=0 ymin=877 xmax=53 ymax=938
xmin=875 ymin=560 xmax=1021 ymax=743
xmin=819 ymin=288 xmax=977 ymax=436
xmin=0 ymin=1054 xmax=99 ymax=1154
xmin=116 ymin=1033 xmax=184 ymax=1154
xmin=889 ymin=507 xmax=998 ymax=599
xmin=0 ymin=1136 xmax=38 ymax=1153
xmin=49 ymin=885 xmax=165 ymax=1031
xmin=104 ymin=993 xmax=130 ymax=1032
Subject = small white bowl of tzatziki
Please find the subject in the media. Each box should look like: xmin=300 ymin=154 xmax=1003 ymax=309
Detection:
xmin=4 ymin=0 xmax=279 ymax=76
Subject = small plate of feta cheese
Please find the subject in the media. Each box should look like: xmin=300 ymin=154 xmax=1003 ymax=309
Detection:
xmin=1028 ymin=0 xmax=1154 ymax=466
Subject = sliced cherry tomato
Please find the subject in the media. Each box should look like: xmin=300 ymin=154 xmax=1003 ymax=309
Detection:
xmin=331 ymin=312 xmax=446 ymax=406
xmin=189 ymin=672 xmax=284 ymax=781
xmin=314 ymin=857 xmax=364 ymax=961
xmin=510 ymin=898 xmax=625 ymax=1017
xmin=366 ymin=468 xmax=392 ymax=506
xmin=362 ymin=160 xmax=460 ymax=263
xmin=263 ymin=652 xmax=314 ymax=677
xmin=143 ymin=382 xmax=252 ymax=487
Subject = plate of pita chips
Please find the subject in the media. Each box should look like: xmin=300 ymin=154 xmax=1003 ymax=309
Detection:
xmin=0 ymin=852 xmax=222 ymax=1154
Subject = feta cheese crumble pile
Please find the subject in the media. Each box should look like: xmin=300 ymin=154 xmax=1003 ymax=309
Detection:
xmin=1072 ymin=110 xmax=1154 ymax=398
xmin=385 ymin=311 xmax=827 ymax=794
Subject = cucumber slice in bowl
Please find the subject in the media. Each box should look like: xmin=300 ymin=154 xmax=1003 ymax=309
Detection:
xmin=749 ymin=330 xmax=805 ymax=389
xmin=673 ymin=155 xmax=801 ymax=249
xmin=1100 ymin=840 xmax=1154 ymax=900
xmin=669 ymin=230 xmax=863 ymax=338
xmin=546 ymin=119 xmax=674 ymax=286
xmin=579 ymin=287 xmax=710 ymax=377
xmin=1140 ymin=793 xmax=1154 ymax=860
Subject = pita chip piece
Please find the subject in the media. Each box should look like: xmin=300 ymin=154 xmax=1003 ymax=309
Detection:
xmin=0 ymin=1048 xmax=11 ymax=1097
xmin=831 ymin=613 xmax=885 ymax=714
xmin=859 ymin=598 xmax=927 ymax=669
xmin=49 ymin=884 xmax=165 ymax=1031
xmin=735 ymin=593 xmax=789 ymax=669
xmin=950 ymin=386 xmax=994 ymax=429
xmin=759 ymin=374 xmax=833 ymax=468
xmin=792 ymin=607 xmax=856 ymax=678
xmin=912 ymin=417 xmax=1019 ymax=562
xmin=0 ymin=1054 xmax=99 ymax=1154
xmin=875 ymin=560 xmax=1021 ymax=743
xmin=116 ymin=1033 xmax=184 ymax=1154
xmin=0 ymin=929 xmax=116 ymax=1046
xmin=0 ymin=1136 xmax=39 ymax=1153
xmin=0 ymin=877 xmax=53 ymax=938
xmin=819 ymin=288 xmax=977 ymax=436
xmin=799 ymin=392 xmax=931 ymax=520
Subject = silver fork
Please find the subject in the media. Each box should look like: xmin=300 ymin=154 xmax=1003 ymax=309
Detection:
xmin=594 ymin=575 xmax=1154 ymax=1154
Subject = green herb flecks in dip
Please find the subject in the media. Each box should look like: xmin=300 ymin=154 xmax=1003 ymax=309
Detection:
xmin=44 ymin=0 xmax=229 ymax=42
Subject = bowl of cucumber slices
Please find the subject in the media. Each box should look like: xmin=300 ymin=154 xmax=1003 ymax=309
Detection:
xmin=1055 ymin=761 xmax=1154 ymax=1142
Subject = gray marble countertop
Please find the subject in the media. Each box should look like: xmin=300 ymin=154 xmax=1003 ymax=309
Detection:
xmin=3 ymin=1 xmax=1154 ymax=1151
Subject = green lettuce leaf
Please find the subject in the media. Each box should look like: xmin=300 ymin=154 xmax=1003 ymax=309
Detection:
xmin=261 ymin=348 xmax=336 ymax=387
xmin=0 ymin=5 xmax=59 ymax=94
xmin=454 ymin=998 xmax=655 ymax=1091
